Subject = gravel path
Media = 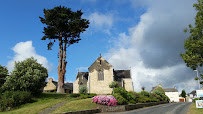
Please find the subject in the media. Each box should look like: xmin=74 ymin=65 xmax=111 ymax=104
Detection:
xmin=38 ymin=100 xmax=69 ymax=114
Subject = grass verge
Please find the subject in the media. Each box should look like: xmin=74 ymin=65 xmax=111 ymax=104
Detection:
xmin=187 ymin=103 xmax=203 ymax=114
xmin=1 ymin=93 xmax=74 ymax=114
xmin=53 ymin=98 xmax=98 ymax=113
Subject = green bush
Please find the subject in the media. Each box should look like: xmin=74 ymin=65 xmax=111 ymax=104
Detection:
xmin=152 ymin=87 xmax=169 ymax=101
xmin=69 ymin=93 xmax=80 ymax=98
xmin=114 ymin=88 xmax=128 ymax=99
xmin=79 ymin=85 xmax=88 ymax=94
xmin=86 ymin=93 xmax=97 ymax=98
xmin=193 ymin=98 xmax=200 ymax=103
xmin=140 ymin=91 xmax=150 ymax=97
xmin=113 ymin=93 xmax=128 ymax=105
xmin=2 ymin=57 xmax=48 ymax=96
xmin=0 ymin=91 xmax=32 ymax=111
xmin=129 ymin=100 xmax=136 ymax=104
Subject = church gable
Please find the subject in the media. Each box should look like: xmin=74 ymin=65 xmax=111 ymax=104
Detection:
xmin=88 ymin=56 xmax=112 ymax=73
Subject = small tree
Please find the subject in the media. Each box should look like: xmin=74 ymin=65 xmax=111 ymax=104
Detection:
xmin=79 ymin=85 xmax=88 ymax=94
xmin=2 ymin=57 xmax=48 ymax=95
xmin=109 ymin=81 xmax=119 ymax=94
xmin=181 ymin=89 xmax=186 ymax=98
xmin=141 ymin=86 xmax=145 ymax=95
xmin=0 ymin=65 xmax=8 ymax=88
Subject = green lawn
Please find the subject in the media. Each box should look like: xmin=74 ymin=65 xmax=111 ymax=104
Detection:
xmin=188 ymin=103 xmax=203 ymax=114
xmin=1 ymin=93 xmax=76 ymax=114
xmin=53 ymin=98 xmax=98 ymax=113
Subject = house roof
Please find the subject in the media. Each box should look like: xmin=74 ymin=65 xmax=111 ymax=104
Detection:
xmin=76 ymin=72 xmax=89 ymax=80
xmin=51 ymin=80 xmax=73 ymax=90
xmin=114 ymin=70 xmax=131 ymax=81
xmin=164 ymin=88 xmax=178 ymax=92
xmin=190 ymin=90 xmax=196 ymax=96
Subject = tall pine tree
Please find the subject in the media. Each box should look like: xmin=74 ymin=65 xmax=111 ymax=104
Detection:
xmin=39 ymin=6 xmax=89 ymax=93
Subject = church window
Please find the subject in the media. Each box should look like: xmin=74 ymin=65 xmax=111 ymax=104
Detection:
xmin=98 ymin=70 xmax=104 ymax=81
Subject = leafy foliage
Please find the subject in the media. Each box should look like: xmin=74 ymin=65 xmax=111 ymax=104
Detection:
xmin=0 ymin=65 xmax=8 ymax=88
xmin=152 ymin=87 xmax=170 ymax=101
xmin=39 ymin=6 xmax=89 ymax=49
xmin=109 ymin=81 xmax=119 ymax=88
xmin=79 ymin=85 xmax=88 ymax=94
xmin=113 ymin=93 xmax=128 ymax=105
xmin=181 ymin=89 xmax=186 ymax=98
xmin=181 ymin=0 xmax=203 ymax=70
xmin=140 ymin=91 xmax=150 ymax=97
xmin=2 ymin=57 xmax=48 ymax=95
xmin=0 ymin=91 xmax=32 ymax=111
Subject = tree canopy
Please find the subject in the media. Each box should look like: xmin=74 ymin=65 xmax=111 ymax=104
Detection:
xmin=0 ymin=65 xmax=8 ymax=88
xmin=181 ymin=0 xmax=203 ymax=70
xmin=2 ymin=57 xmax=48 ymax=95
xmin=181 ymin=89 xmax=186 ymax=98
xmin=39 ymin=5 xmax=89 ymax=50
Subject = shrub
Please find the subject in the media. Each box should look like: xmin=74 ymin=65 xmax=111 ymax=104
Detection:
xmin=140 ymin=91 xmax=150 ymax=97
xmin=69 ymin=93 xmax=80 ymax=98
xmin=0 ymin=91 xmax=32 ymax=111
xmin=79 ymin=85 xmax=88 ymax=94
xmin=2 ymin=57 xmax=48 ymax=96
xmin=193 ymin=98 xmax=200 ymax=103
xmin=152 ymin=87 xmax=169 ymax=101
xmin=113 ymin=93 xmax=128 ymax=105
xmin=87 ymin=93 xmax=97 ymax=98
xmin=92 ymin=95 xmax=117 ymax=106
xmin=114 ymin=88 xmax=128 ymax=99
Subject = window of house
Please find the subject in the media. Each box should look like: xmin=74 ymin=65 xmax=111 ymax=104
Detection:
xmin=98 ymin=70 xmax=104 ymax=81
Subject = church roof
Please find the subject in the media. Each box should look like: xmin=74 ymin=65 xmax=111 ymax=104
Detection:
xmin=51 ymin=80 xmax=73 ymax=90
xmin=164 ymin=88 xmax=178 ymax=92
xmin=76 ymin=72 xmax=89 ymax=80
xmin=114 ymin=70 xmax=131 ymax=81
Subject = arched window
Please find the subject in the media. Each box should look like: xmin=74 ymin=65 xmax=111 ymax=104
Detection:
xmin=98 ymin=70 xmax=104 ymax=81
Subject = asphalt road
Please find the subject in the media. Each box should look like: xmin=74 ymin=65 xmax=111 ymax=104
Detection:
xmin=103 ymin=102 xmax=192 ymax=114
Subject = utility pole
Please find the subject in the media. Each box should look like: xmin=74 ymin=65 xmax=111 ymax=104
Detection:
xmin=194 ymin=70 xmax=201 ymax=89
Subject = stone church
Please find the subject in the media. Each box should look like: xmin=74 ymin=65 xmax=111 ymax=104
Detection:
xmin=73 ymin=55 xmax=134 ymax=94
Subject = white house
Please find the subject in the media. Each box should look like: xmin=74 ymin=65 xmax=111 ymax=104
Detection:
xmin=150 ymin=84 xmax=179 ymax=102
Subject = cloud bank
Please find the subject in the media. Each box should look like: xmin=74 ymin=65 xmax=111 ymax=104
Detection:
xmin=7 ymin=41 xmax=52 ymax=72
xmin=105 ymin=0 xmax=198 ymax=93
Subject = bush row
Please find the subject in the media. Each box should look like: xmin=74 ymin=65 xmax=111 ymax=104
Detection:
xmin=112 ymin=87 xmax=169 ymax=105
xmin=0 ymin=91 xmax=32 ymax=111
xmin=69 ymin=93 xmax=97 ymax=99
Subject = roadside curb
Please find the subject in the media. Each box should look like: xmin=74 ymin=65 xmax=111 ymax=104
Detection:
xmin=62 ymin=101 xmax=168 ymax=114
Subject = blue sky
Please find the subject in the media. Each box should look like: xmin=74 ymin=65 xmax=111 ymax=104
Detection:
xmin=0 ymin=0 xmax=199 ymax=93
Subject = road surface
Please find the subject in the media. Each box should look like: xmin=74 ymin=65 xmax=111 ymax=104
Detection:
xmin=103 ymin=102 xmax=192 ymax=114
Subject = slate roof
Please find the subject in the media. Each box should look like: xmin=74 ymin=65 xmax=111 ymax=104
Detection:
xmin=113 ymin=70 xmax=131 ymax=81
xmin=52 ymin=81 xmax=73 ymax=90
xmin=76 ymin=72 xmax=89 ymax=80
xmin=190 ymin=90 xmax=196 ymax=96
xmin=164 ymin=88 xmax=178 ymax=92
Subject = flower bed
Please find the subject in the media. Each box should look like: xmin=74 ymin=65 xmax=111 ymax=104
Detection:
xmin=91 ymin=95 xmax=117 ymax=106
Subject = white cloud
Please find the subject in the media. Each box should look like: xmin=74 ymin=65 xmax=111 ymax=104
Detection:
xmin=7 ymin=41 xmax=52 ymax=72
xmin=104 ymin=0 xmax=197 ymax=93
xmin=88 ymin=12 xmax=114 ymax=29
xmin=77 ymin=67 xmax=88 ymax=72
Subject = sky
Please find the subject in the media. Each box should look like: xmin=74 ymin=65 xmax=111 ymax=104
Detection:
xmin=0 ymin=0 xmax=199 ymax=94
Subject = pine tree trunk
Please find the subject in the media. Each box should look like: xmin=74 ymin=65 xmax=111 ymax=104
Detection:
xmin=57 ymin=38 xmax=65 ymax=93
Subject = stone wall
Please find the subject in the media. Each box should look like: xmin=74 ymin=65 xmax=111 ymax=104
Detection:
xmin=89 ymin=67 xmax=114 ymax=94
xmin=123 ymin=78 xmax=134 ymax=91
xmin=43 ymin=78 xmax=56 ymax=91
